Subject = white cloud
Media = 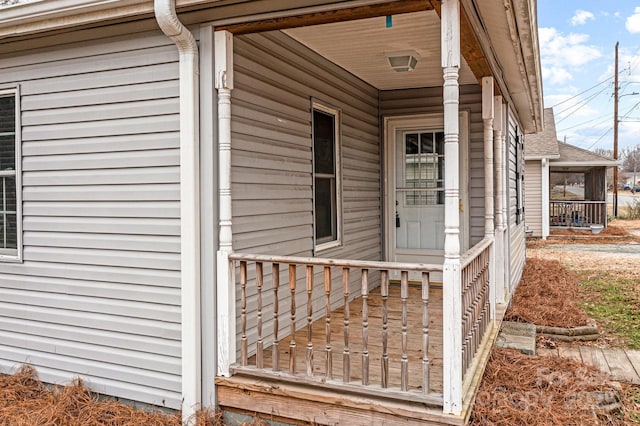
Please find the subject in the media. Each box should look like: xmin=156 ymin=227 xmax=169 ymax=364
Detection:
xmin=626 ymin=7 xmax=640 ymax=33
xmin=542 ymin=66 xmax=573 ymax=85
xmin=538 ymin=27 xmax=602 ymax=89
xmin=538 ymin=28 xmax=602 ymax=69
xmin=571 ymin=10 xmax=595 ymax=26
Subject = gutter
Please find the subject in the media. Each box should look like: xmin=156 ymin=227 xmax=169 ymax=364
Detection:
xmin=550 ymin=161 xmax=621 ymax=168
xmin=524 ymin=154 xmax=561 ymax=161
xmin=154 ymin=0 xmax=201 ymax=422
xmin=0 ymin=0 xmax=219 ymax=40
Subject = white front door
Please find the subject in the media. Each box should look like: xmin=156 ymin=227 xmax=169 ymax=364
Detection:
xmin=385 ymin=114 xmax=469 ymax=276
xmin=395 ymin=129 xmax=445 ymax=262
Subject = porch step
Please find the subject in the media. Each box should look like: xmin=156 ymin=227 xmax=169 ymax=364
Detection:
xmin=496 ymin=321 xmax=536 ymax=355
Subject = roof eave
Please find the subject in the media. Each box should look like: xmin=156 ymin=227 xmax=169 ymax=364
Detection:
xmin=512 ymin=0 xmax=543 ymax=133
xmin=550 ymin=161 xmax=621 ymax=168
xmin=525 ymin=154 xmax=561 ymax=161
xmin=0 ymin=0 xmax=221 ymax=39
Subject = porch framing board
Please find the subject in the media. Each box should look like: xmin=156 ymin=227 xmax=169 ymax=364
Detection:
xmin=216 ymin=0 xmax=434 ymax=35
xmin=216 ymin=375 xmax=465 ymax=426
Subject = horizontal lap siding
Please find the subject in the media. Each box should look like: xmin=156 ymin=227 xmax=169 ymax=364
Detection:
xmin=508 ymin=109 xmax=525 ymax=291
xmin=0 ymin=31 xmax=181 ymax=408
xmin=524 ymin=161 xmax=542 ymax=237
xmin=380 ymin=85 xmax=485 ymax=247
xmin=232 ymin=32 xmax=380 ymax=353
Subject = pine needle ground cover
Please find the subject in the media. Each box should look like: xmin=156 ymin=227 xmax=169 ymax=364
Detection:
xmin=471 ymin=348 xmax=640 ymax=425
xmin=504 ymin=258 xmax=588 ymax=328
xmin=0 ymin=366 xmax=265 ymax=426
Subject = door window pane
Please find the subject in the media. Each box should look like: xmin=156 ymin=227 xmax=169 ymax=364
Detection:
xmin=404 ymin=131 xmax=444 ymax=206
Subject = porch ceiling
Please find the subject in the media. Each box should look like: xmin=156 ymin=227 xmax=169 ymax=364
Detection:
xmin=283 ymin=11 xmax=478 ymax=91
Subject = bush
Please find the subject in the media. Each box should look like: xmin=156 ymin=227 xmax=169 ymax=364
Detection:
xmin=626 ymin=199 xmax=640 ymax=220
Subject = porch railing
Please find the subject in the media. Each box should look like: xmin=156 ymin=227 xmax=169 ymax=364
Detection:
xmin=460 ymin=238 xmax=492 ymax=379
xmin=228 ymin=253 xmax=444 ymax=405
xmin=549 ymin=200 xmax=607 ymax=228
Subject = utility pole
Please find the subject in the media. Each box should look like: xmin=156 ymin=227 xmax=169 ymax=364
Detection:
xmin=613 ymin=42 xmax=619 ymax=218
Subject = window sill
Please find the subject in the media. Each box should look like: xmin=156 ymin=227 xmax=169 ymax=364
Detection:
xmin=315 ymin=240 xmax=342 ymax=254
xmin=0 ymin=253 xmax=22 ymax=263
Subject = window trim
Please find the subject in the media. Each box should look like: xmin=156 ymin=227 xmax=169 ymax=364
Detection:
xmin=515 ymin=130 xmax=524 ymax=225
xmin=312 ymin=100 xmax=342 ymax=253
xmin=0 ymin=86 xmax=22 ymax=263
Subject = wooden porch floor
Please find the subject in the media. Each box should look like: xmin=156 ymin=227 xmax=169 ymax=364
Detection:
xmin=244 ymin=283 xmax=444 ymax=394
xmin=216 ymin=284 xmax=456 ymax=425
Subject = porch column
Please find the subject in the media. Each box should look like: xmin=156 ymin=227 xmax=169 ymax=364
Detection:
xmin=215 ymin=30 xmax=236 ymax=377
xmin=482 ymin=77 xmax=495 ymax=321
xmin=441 ymin=0 xmax=463 ymax=415
xmin=541 ymin=158 xmax=550 ymax=239
xmin=493 ymin=97 xmax=507 ymax=303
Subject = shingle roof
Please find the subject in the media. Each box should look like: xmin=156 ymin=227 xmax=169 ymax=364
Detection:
xmin=524 ymin=108 xmax=560 ymax=159
xmin=553 ymin=142 xmax=619 ymax=166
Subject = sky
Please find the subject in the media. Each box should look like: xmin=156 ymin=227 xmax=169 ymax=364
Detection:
xmin=537 ymin=1 xmax=640 ymax=153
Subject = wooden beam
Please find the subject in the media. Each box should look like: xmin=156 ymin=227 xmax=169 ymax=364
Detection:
xmin=217 ymin=0 xmax=434 ymax=35
xmin=216 ymin=376 xmax=465 ymax=426
xmin=432 ymin=1 xmax=494 ymax=90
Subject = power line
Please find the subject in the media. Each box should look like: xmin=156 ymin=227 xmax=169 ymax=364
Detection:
xmin=586 ymin=100 xmax=640 ymax=150
xmin=555 ymin=85 xmax=611 ymax=122
xmin=586 ymin=127 xmax=613 ymax=150
xmin=557 ymin=112 xmax=612 ymax=132
xmin=549 ymin=76 xmax=613 ymax=108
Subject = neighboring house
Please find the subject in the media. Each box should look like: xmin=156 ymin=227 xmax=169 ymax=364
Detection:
xmin=0 ymin=0 xmax=542 ymax=424
xmin=526 ymin=108 xmax=618 ymax=238
xmin=524 ymin=108 xmax=559 ymax=239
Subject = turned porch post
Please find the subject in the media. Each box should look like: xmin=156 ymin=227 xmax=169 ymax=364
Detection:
xmin=215 ymin=30 xmax=235 ymax=377
xmin=441 ymin=0 xmax=463 ymax=415
xmin=493 ymin=97 xmax=508 ymax=303
xmin=482 ymin=77 xmax=496 ymax=320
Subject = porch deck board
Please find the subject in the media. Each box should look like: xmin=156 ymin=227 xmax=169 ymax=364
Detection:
xmin=245 ymin=284 xmax=444 ymax=394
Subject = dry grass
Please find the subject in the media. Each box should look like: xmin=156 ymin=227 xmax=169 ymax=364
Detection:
xmin=527 ymin=218 xmax=640 ymax=347
xmin=472 ymin=218 xmax=640 ymax=425
xmin=470 ymin=348 xmax=639 ymax=425
xmin=504 ymin=258 xmax=588 ymax=328
xmin=527 ymin=225 xmax=640 ymax=247
xmin=550 ymin=225 xmax=629 ymax=237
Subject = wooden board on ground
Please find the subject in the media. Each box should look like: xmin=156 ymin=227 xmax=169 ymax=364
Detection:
xmin=619 ymin=350 xmax=640 ymax=385
xmin=558 ymin=346 xmax=582 ymax=363
xmin=601 ymin=348 xmax=640 ymax=384
xmin=579 ymin=346 xmax=611 ymax=375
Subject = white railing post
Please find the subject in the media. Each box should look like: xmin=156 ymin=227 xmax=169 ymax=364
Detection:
xmin=493 ymin=96 xmax=507 ymax=304
xmin=215 ymin=30 xmax=236 ymax=377
xmin=482 ymin=77 xmax=496 ymax=321
xmin=441 ymin=0 xmax=463 ymax=415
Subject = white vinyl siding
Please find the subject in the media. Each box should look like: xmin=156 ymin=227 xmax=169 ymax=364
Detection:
xmin=524 ymin=160 xmax=542 ymax=237
xmin=380 ymin=84 xmax=485 ymax=246
xmin=507 ymin=108 xmax=525 ymax=292
xmin=231 ymin=31 xmax=380 ymax=355
xmin=0 ymin=30 xmax=182 ymax=409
